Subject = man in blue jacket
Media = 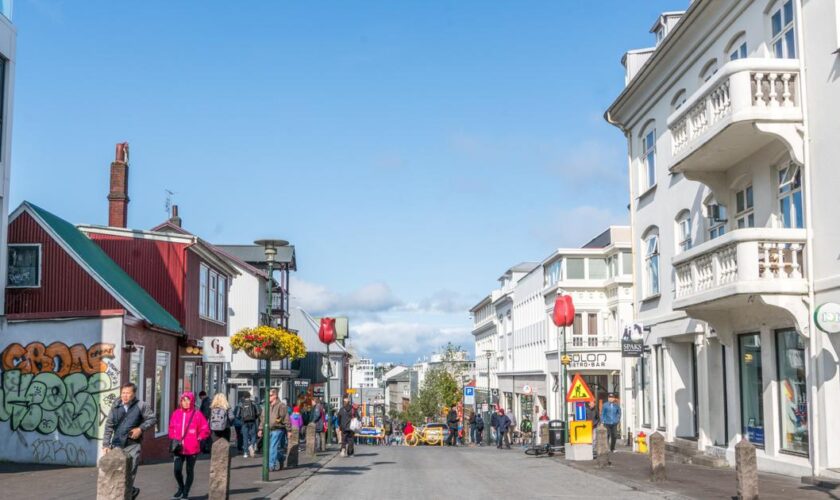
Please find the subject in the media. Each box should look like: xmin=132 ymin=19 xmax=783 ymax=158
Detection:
xmin=600 ymin=392 xmax=622 ymax=452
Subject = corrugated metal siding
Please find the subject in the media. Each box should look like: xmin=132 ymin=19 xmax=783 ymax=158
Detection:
xmin=89 ymin=233 xmax=188 ymax=323
xmin=6 ymin=212 xmax=122 ymax=313
xmin=184 ymin=252 xmax=227 ymax=340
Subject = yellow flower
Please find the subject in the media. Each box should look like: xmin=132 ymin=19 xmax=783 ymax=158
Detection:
xmin=230 ymin=325 xmax=307 ymax=360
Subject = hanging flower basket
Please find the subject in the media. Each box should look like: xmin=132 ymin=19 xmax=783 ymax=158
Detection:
xmin=230 ymin=326 xmax=307 ymax=361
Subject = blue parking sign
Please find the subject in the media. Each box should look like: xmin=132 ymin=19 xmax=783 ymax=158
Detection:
xmin=464 ymin=387 xmax=474 ymax=397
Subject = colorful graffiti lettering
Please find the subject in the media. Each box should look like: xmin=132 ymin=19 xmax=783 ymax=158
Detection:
xmin=1 ymin=342 xmax=116 ymax=376
xmin=0 ymin=343 xmax=119 ymax=439
xmin=31 ymin=438 xmax=89 ymax=466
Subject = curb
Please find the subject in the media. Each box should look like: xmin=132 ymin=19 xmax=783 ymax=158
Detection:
xmin=267 ymin=450 xmax=339 ymax=499
xmin=558 ymin=456 xmax=693 ymax=500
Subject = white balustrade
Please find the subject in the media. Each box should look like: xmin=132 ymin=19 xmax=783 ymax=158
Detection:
xmin=673 ymin=230 xmax=806 ymax=302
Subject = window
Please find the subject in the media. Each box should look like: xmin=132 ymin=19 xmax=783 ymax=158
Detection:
xmin=776 ymin=329 xmax=807 ymax=455
xmin=544 ymin=260 xmax=562 ymax=287
xmin=700 ymin=59 xmax=719 ymax=82
xmin=566 ymin=258 xmax=585 ymax=279
xmin=671 ymin=89 xmax=687 ymax=110
xmin=199 ymin=265 xmax=208 ymax=316
xmin=778 ymin=164 xmax=803 ymax=228
xmin=183 ymin=361 xmax=196 ymax=393
xmin=706 ymin=198 xmax=727 ymax=240
xmin=622 ymin=252 xmax=633 ymax=276
xmin=128 ymin=346 xmax=145 ymax=403
xmin=8 ymin=244 xmax=41 ymax=287
xmin=735 ymin=186 xmax=755 ymax=228
xmin=730 ymin=42 xmax=748 ymax=60
xmin=572 ymin=313 xmax=583 ymax=347
xmin=771 ymin=0 xmax=796 ymax=59
xmin=676 ymin=211 xmax=692 ymax=252
xmin=644 ymin=231 xmax=660 ymax=297
xmin=656 ymin=345 xmax=666 ymax=429
xmin=587 ymin=314 xmax=599 ymax=347
xmin=738 ymin=333 xmax=764 ymax=447
xmin=155 ymin=351 xmax=171 ymax=436
xmin=588 ymin=258 xmax=607 ymax=280
xmin=641 ymin=129 xmax=656 ymax=191
xmin=200 ymin=264 xmax=227 ymax=323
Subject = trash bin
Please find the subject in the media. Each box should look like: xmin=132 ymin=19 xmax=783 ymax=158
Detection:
xmin=548 ymin=420 xmax=565 ymax=446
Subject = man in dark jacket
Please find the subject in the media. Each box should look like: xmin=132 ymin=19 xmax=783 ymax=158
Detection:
xmin=475 ymin=413 xmax=485 ymax=445
xmin=495 ymin=408 xmax=511 ymax=449
xmin=337 ymin=398 xmax=355 ymax=457
xmin=468 ymin=412 xmax=477 ymax=445
xmin=102 ymin=382 xmax=157 ymax=500
xmin=446 ymin=407 xmax=459 ymax=446
xmin=198 ymin=391 xmax=212 ymax=453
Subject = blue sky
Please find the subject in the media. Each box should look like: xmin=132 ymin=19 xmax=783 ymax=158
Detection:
xmin=10 ymin=0 xmax=685 ymax=364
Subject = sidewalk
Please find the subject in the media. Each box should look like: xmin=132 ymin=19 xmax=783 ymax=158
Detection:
xmin=562 ymin=447 xmax=836 ymax=499
xmin=0 ymin=445 xmax=338 ymax=500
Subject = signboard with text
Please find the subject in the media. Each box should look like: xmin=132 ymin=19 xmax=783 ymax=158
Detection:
xmin=203 ymin=336 xmax=232 ymax=363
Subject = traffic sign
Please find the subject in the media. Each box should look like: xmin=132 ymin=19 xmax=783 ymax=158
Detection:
xmin=463 ymin=386 xmax=475 ymax=405
xmin=565 ymin=373 xmax=594 ymax=403
xmin=574 ymin=402 xmax=586 ymax=421
xmin=346 ymin=388 xmax=356 ymax=394
xmin=569 ymin=420 xmax=593 ymax=444
xmin=522 ymin=384 xmax=532 ymax=395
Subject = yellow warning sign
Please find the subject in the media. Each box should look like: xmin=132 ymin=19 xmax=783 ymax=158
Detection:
xmin=565 ymin=373 xmax=595 ymax=403
xmin=569 ymin=420 xmax=593 ymax=444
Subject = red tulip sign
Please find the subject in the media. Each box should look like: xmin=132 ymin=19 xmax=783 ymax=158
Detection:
xmin=318 ymin=317 xmax=337 ymax=344
xmin=552 ymin=295 xmax=576 ymax=327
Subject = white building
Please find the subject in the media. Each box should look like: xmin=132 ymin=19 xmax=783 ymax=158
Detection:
xmin=0 ymin=3 xmax=15 ymax=314
xmin=350 ymin=357 xmax=376 ymax=389
xmin=606 ymin=1 xmax=840 ymax=477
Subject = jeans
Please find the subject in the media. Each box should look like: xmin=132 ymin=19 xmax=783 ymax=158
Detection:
xmin=242 ymin=422 xmax=257 ymax=452
xmin=447 ymin=427 xmax=458 ymax=446
xmin=496 ymin=430 xmax=506 ymax=448
xmin=234 ymin=424 xmax=243 ymax=451
xmin=315 ymin=431 xmax=323 ymax=451
xmin=470 ymin=424 xmax=477 ymax=444
xmin=341 ymin=430 xmax=354 ymax=455
xmin=605 ymin=424 xmax=618 ymax=451
xmin=173 ymin=454 xmax=197 ymax=493
xmin=269 ymin=429 xmax=287 ymax=469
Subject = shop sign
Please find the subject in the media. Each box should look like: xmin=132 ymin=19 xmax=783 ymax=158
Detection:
xmin=294 ymin=379 xmax=310 ymax=388
xmin=203 ymin=336 xmax=232 ymax=363
xmin=227 ymin=378 xmax=248 ymax=385
xmin=621 ymin=323 xmax=645 ymax=357
xmin=815 ymin=302 xmax=840 ymax=334
xmin=567 ymin=352 xmax=621 ymax=370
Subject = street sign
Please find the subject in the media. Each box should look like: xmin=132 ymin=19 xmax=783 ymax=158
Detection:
xmin=227 ymin=378 xmax=248 ymax=385
xmin=569 ymin=420 xmax=593 ymax=444
xmin=463 ymin=386 xmax=475 ymax=405
xmin=574 ymin=402 xmax=586 ymax=421
xmin=566 ymin=374 xmax=595 ymax=403
xmin=346 ymin=388 xmax=356 ymax=394
xmin=522 ymin=384 xmax=532 ymax=395
xmin=294 ymin=380 xmax=309 ymax=387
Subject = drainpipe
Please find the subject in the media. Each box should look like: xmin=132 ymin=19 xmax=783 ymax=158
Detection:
xmin=793 ymin=0 xmax=819 ymax=476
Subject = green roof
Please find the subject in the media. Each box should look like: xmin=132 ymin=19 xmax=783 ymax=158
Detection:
xmin=24 ymin=202 xmax=183 ymax=334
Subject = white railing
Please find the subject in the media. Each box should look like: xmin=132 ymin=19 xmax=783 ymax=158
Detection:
xmin=568 ymin=337 xmax=621 ymax=350
xmin=669 ymin=59 xmax=801 ymax=157
xmin=673 ymin=228 xmax=806 ymax=302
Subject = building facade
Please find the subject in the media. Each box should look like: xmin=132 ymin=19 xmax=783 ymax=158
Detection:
xmin=0 ymin=4 xmax=14 ymax=316
xmin=606 ymin=0 xmax=840 ymax=477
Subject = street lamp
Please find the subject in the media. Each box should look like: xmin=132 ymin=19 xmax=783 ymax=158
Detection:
xmin=484 ymin=349 xmax=495 ymax=446
xmin=254 ymin=238 xmax=288 ymax=482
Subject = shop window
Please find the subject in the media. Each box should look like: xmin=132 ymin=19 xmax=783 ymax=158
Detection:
xmin=128 ymin=346 xmax=145 ymax=403
xmin=155 ymin=351 xmax=171 ymax=436
xmin=738 ymin=334 xmax=764 ymax=447
xmin=776 ymin=329 xmax=808 ymax=455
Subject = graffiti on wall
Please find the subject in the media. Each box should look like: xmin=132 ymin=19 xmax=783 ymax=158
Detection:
xmin=0 ymin=342 xmax=120 ymax=440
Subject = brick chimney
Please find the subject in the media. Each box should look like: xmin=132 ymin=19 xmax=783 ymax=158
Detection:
xmin=169 ymin=205 xmax=182 ymax=227
xmin=108 ymin=142 xmax=130 ymax=228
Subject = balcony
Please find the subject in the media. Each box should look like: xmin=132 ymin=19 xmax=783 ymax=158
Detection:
xmin=668 ymin=59 xmax=803 ymax=178
xmin=672 ymin=228 xmax=807 ymax=312
xmin=567 ymin=336 xmax=621 ymax=351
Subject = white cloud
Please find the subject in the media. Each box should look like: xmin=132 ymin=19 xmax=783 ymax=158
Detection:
xmin=349 ymin=321 xmax=472 ymax=358
xmin=403 ymin=289 xmax=475 ymax=315
xmin=290 ymin=278 xmax=402 ymax=315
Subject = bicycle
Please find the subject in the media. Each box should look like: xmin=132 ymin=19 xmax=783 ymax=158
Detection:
xmin=524 ymin=442 xmax=563 ymax=457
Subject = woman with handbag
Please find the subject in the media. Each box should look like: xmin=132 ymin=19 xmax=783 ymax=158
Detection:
xmin=168 ymin=392 xmax=210 ymax=499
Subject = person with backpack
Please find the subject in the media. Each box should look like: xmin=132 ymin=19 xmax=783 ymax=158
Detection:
xmin=475 ymin=413 xmax=485 ymax=446
xmin=102 ymin=382 xmax=157 ymax=500
xmin=209 ymin=393 xmax=235 ymax=444
xmin=168 ymin=392 xmax=210 ymax=500
xmin=236 ymin=393 xmax=259 ymax=458
xmin=520 ymin=416 xmax=533 ymax=444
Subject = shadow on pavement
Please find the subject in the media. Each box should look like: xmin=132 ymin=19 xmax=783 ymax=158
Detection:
xmin=351 ymin=453 xmax=378 ymax=457
xmin=372 ymin=461 xmax=396 ymax=465
xmin=316 ymin=465 xmax=371 ymax=476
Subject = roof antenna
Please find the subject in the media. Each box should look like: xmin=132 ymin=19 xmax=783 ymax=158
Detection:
xmin=164 ymin=189 xmax=175 ymax=215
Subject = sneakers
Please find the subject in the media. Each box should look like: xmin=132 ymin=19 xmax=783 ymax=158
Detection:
xmin=340 ymin=449 xmax=346 ymax=457
xmin=243 ymin=452 xmax=249 ymax=458
xmin=171 ymin=488 xmax=183 ymax=499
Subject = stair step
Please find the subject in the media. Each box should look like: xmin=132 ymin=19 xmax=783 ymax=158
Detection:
xmin=802 ymin=476 xmax=840 ymax=490
xmin=665 ymin=442 xmax=700 ymax=456
xmin=690 ymin=454 xmax=729 ymax=469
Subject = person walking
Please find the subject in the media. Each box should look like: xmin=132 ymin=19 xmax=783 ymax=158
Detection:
xmin=446 ymin=406 xmax=459 ymax=446
xmin=383 ymin=418 xmax=393 ymax=446
xmin=236 ymin=393 xmax=259 ymax=458
xmin=601 ymin=393 xmax=622 ymax=453
xmin=495 ymin=408 xmax=511 ymax=449
xmin=232 ymin=402 xmax=243 ymax=454
xmin=490 ymin=406 xmax=499 ymax=444
xmin=475 ymin=413 xmax=484 ymax=446
xmin=311 ymin=397 xmax=325 ymax=452
xmin=168 ymin=392 xmax=210 ymax=500
xmin=290 ymin=406 xmax=304 ymax=446
xmin=337 ymin=398 xmax=356 ymax=457
xmin=257 ymin=388 xmax=290 ymax=471
xmin=102 ymin=382 xmax=157 ymax=500
xmin=198 ymin=391 xmax=211 ymax=454
xmin=468 ymin=411 xmax=477 ymax=445
xmin=586 ymin=400 xmax=600 ymax=428
xmin=209 ymin=393 xmax=235 ymax=444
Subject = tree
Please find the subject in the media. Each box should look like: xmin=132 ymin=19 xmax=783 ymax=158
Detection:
xmin=405 ymin=366 xmax=460 ymax=422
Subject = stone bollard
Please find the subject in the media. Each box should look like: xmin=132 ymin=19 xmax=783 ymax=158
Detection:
xmin=736 ymin=438 xmax=759 ymax=500
xmin=649 ymin=432 xmax=666 ymax=482
xmin=97 ymin=448 xmax=133 ymax=500
xmin=209 ymin=438 xmax=231 ymax=500
xmin=305 ymin=423 xmax=316 ymax=456
xmin=595 ymin=425 xmax=610 ymax=468
xmin=286 ymin=428 xmax=300 ymax=468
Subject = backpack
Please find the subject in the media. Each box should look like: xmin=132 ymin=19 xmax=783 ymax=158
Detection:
xmin=476 ymin=415 xmax=484 ymax=431
xmin=521 ymin=419 xmax=532 ymax=433
xmin=210 ymin=407 xmax=230 ymax=431
xmin=240 ymin=400 xmax=256 ymax=422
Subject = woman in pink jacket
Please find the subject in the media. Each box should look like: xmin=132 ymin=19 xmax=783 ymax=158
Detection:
xmin=168 ymin=392 xmax=210 ymax=499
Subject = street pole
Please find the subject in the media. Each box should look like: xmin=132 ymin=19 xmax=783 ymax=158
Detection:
xmin=325 ymin=341 xmax=332 ymax=446
xmin=562 ymin=325 xmax=568 ymax=444
xmin=486 ymin=352 xmax=492 ymax=446
xmin=261 ymin=258 xmax=273 ymax=482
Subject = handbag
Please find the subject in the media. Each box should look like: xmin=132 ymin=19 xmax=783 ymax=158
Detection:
xmin=170 ymin=410 xmax=196 ymax=455
xmin=349 ymin=417 xmax=362 ymax=432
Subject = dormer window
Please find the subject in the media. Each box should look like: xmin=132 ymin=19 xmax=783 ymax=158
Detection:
xmin=8 ymin=244 xmax=41 ymax=288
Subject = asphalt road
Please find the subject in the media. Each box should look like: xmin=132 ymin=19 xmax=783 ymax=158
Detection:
xmin=287 ymin=445 xmax=662 ymax=500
